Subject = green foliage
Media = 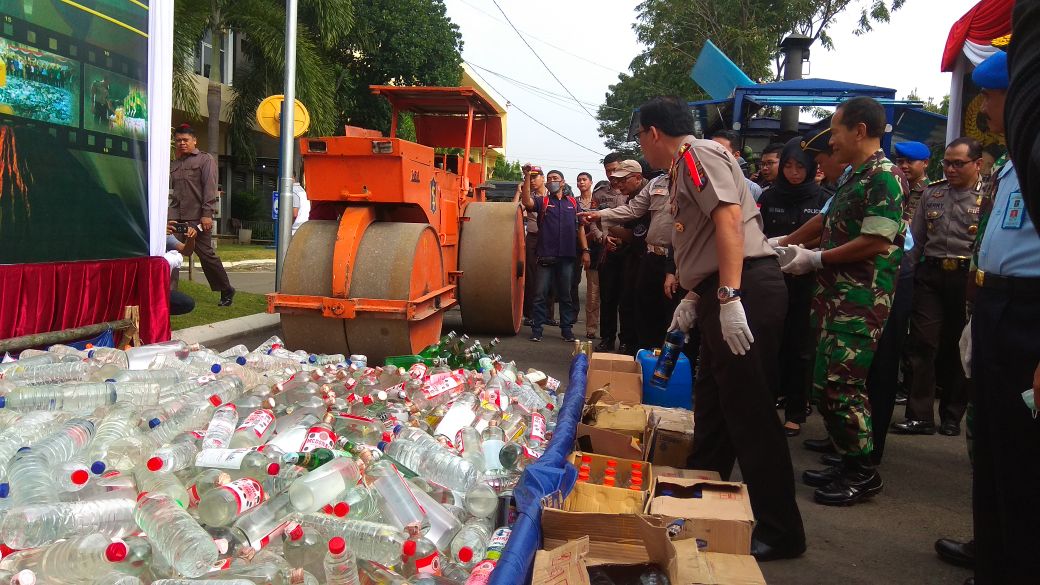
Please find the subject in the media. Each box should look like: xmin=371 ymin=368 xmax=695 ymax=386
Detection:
xmin=229 ymin=189 xmax=268 ymax=222
xmin=491 ymin=158 xmax=523 ymax=181
xmin=906 ymin=90 xmax=951 ymax=116
xmin=598 ymin=1 xmax=908 ymax=152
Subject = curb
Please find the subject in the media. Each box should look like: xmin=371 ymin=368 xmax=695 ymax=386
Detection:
xmin=172 ymin=313 xmax=280 ymax=349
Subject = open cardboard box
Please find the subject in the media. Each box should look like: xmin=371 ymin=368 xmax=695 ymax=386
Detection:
xmin=674 ymin=539 xmax=768 ymax=585
xmin=537 ymin=508 xmax=678 ymax=584
xmin=645 ymin=476 xmax=755 ymax=555
xmin=565 ymin=451 xmax=653 ymax=514
xmin=645 ymin=405 xmax=697 ymax=467
xmin=586 ymin=352 xmax=643 ymax=405
xmin=575 ymin=387 xmax=651 ymax=461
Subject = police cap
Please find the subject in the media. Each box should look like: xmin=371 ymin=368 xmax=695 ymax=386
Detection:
xmin=801 ymin=121 xmax=833 ymax=155
xmin=893 ymin=141 xmax=931 ymax=161
xmin=972 ymin=51 xmax=1009 ymax=90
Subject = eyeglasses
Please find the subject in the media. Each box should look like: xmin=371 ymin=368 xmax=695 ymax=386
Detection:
xmin=635 ymin=127 xmax=651 ymax=139
xmin=174 ymin=138 xmax=193 ymax=144
xmin=942 ymin=158 xmax=979 ymax=169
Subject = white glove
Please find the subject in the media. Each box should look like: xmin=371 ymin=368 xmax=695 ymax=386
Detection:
xmin=778 ymin=245 xmax=823 ymax=275
xmin=959 ymin=319 xmax=972 ymax=379
xmin=767 ymin=236 xmax=784 ymax=248
xmin=719 ymin=300 xmax=754 ymax=355
xmin=669 ymin=298 xmax=697 ymax=335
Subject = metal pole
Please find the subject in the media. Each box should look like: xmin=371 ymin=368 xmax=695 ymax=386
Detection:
xmin=275 ymin=0 xmax=298 ymax=291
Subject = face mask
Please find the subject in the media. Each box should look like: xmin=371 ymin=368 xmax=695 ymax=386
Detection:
xmin=547 ymin=181 xmax=562 ymax=194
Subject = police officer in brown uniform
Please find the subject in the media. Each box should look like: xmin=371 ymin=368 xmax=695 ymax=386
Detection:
xmin=893 ymin=137 xmax=984 ymax=436
xmin=169 ymin=124 xmax=234 ymax=305
xmin=635 ymin=97 xmax=805 ymax=560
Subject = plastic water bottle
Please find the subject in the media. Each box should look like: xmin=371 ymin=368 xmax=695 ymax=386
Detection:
xmin=288 ymin=458 xmax=362 ymax=513
xmin=650 ymin=329 xmax=686 ymax=390
xmin=194 ymin=448 xmax=281 ymax=478
xmin=197 ymin=477 xmax=268 ymax=526
xmin=133 ymin=493 xmax=218 ymax=577
xmin=93 ymin=573 xmax=144 ymax=585
xmin=230 ymin=492 xmax=295 ymax=552
xmin=1 ymin=495 xmax=137 ymax=549
xmin=356 ymin=560 xmax=410 ymax=584
xmin=1 ymin=533 xmax=119 ymax=583
xmin=400 ymin=538 xmax=442 ymax=578
xmin=357 ymin=451 xmax=426 ymax=532
xmin=380 ymin=439 xmax=480 ymax=492
xmin=0 ymin=411 xmax=68 ymax=482
xmin=133 ymin=469 xmax=190 ymax=509
xmin=0 ymin=382 xmax=158 ymax=411
xmin=151 ymin=580 xmax=255 ymax=585
xmin=2 ymin=361 xmax=97 ymax=385
xmin=4 ymin=418 xmax=95 ymax=504
xmin=450 ymin=518 xmax=491 ymax=569
xmin=123 ymin=340 xmax=190 ymax=370
xmin=294 ymin=515 xmax=410 ymax=566
xmin=146 ymin=440 xmax=199 ymax=473
xmin=323 ymin=537 xmax=361 ymax=585
xmin=52 ymin=461 xmax=91 ymax=492
xmin=229 ymin=408 xmax=276 ymax=448
xmin=282 ymin=525 xmax=326 ymax=580
xmin=202 ymin=405 xmax=239 ymax=449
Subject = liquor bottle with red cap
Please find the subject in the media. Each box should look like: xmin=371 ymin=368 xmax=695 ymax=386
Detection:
xmin=192 ymin=448 xmax=282 ymax=479
xmin=323 ymin=536 xmax=361 ymax=585
xmin=197 ymin=477 xmax=268 ymax=527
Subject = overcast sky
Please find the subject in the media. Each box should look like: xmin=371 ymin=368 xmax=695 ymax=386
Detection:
xmin=443 ymin=0 xmax=980 ymax=182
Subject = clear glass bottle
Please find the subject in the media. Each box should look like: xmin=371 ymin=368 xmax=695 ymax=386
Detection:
xmin=323 ymin=536 xmax=361 ymax=585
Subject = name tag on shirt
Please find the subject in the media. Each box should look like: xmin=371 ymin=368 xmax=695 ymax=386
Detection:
xmin=1002 ymin=190 xmax=1025 ymax=229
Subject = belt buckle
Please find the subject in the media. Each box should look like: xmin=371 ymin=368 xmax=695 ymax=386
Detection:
xmin=975 ymin=270 xmax=985 ymax=287
xmin=942 ymin=258 xmax=958 ymax=271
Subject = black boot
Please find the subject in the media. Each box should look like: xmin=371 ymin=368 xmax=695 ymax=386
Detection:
xmin=813 ymin=458 xmax=883 ymax=506
xmin=803 ymin=463 xmax=844 ymax=488
xmin=935 ymin=538 xmax=975 ymax=568
xmin=594 ymin=339 xmax=615 ymax=352
xmin=820 ymin=453 xmax=842 ymax=467
xmin=803 ymin=437 xmax=836 ymax=454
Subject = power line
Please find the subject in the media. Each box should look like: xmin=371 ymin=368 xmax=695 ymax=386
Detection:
xmin=466 ymin=60 xmax=628 ymax=112
xmin=489 ymin=0 xmax=599 ymax=121
xmin=466 ymin=67 xmax=606 ymax=157
xmin=455 ymin=0 xmax=624 ymax=75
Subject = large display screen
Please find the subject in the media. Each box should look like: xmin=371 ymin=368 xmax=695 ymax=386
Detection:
xmin=0 ymin=0 xmax=150 ymax=263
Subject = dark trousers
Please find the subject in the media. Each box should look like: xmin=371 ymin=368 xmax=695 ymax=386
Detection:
xmin=176 ymin=221 xmax=231 ymax=292
xmin=619 ymin=252 xmax=640 ymax=348
xmin=523 ymin=233 xmax=555 ymax=321
xmin=598 ymin=252 xmax=629 ymax=344
xmin=905 ymin=262 xmax=970 ymax=425
xmin=971 ymin=284 xmax=1040 ymax=584
xmin=866 ymin=269 xmax=914 ymax=462
xmin=569 ymin=262 xmax=582 ymax=328
xmin=531 ymin=257 xmax=576 ymax=337
xmin=688 ymin=257 xmax=805 ymax=549
xmin=635 ymin=253 xmax=679 ymax=349
xmin=169 ymin=290 xmax=195 ymax=315
xmin=776 ymin=274 xmax=815 ymax=424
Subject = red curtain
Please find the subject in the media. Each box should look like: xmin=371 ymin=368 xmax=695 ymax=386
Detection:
xmin=0 ymin=257 xmax=171 ymax=346
xmin=943 ymin=0 xmax=1015 ymax=71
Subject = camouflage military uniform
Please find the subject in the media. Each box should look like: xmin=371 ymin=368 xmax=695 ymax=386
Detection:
xmin=811 ymin=150 xmax=909 ymax=459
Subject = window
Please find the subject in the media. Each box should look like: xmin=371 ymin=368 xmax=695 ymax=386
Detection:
xmin=193 ymin=29 xmax=234 ymax=85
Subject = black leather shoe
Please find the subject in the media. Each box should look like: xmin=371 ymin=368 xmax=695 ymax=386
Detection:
xmin=814 ymin=466 xmax=883 ymax=506
xmin=939 ymin=421 xmax=961 ymax=436
xmin=750 ymin=538 xmax=805 ymax=562
xmin=617 ymin=343 xmax=636 ymax=356
xmin=218 ymin=288 xmax=236 ymax=307
xmin=820 ymin=453 xmax=842 ymax=467
xmin=935 ymin=538 xmax=975 ymax=568
xmin=594 ymin=340 xmax=615 ymax=352
xmin=891 ymin=419 xmax=937 ymax=435
xmin=803 ymin=438 xmax=836 ymax=454
xmin=803 ymin=464 xmax=843 ymax=488
xmin=784 ymin=424 xmax=801 ymax=437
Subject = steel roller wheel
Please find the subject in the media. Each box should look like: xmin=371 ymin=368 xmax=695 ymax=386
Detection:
xmin=278 ymin=221 xmax=352 ymax=355
xmin=458 ymin=202 xmax=525 ymax=334
xmin=343 ymin=222 xmax=446 ymax=362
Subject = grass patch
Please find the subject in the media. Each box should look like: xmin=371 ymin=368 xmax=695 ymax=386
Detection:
xmin=171 ymin=280 xmax=269 ymax=330
xmin=211 ymin=241 xmax=276 ymax=263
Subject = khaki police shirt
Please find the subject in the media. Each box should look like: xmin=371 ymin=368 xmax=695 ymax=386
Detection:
xmin=596 ymin=175 xmax=673 ymax=247
xmin=909 ymin=178 xmax=983 ymax=261
xmin=590 ymin=185 xmax=628 ymax=243
xmin=169 ymin=149 xmax=218 ymax=220
xmin=669 ymin=137 xmax=775 ymax=290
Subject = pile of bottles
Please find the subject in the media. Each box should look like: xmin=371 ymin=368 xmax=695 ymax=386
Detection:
xmin=0 ymin=331 xmax=564 ymax=585
xmin=574 ymin=456 xmax=644 ymax=490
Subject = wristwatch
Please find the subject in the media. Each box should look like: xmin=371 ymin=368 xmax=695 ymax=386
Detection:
xmin=581 ymin=248 xmax=590 ymax=253
xmin=717 ymin=286 xmax=742 ymax=302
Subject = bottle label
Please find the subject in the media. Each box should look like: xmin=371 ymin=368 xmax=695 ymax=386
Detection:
xmin=414 ymin=551 xmax=442 ymax=576
xmin=465 ymin=560 xmax=496 ymax=585
xmin=408 ymin=363 xmax=428 ymax=380
xmin=238 ymin=409 xmax=275 ymax=438
xmin=530 ymin=413 xmax=546 ymax=442
xmin=422 ymin=372 xmax=460 ymax=400
xmin=300 ymin=426 xmax=337 ymax=453
xmin=222 ymin=478 xmax=265 ymax=513
xmin=195 ymin=448 xmax=251 ymax=469
xmin=204 ymin=418 xmax=237 ymax=448
xmin=546 ymin=376 xmax=561 ymax=391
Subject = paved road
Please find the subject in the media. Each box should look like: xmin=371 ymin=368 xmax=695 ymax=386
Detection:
xmin=207 ymin=272 xmax=973 ymax=585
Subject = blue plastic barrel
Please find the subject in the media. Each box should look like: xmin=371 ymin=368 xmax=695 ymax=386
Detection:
xmin=637 ymin=349 xmax=693 ymax=410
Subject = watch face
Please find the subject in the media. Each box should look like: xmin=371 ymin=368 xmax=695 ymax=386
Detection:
xmin=717 ymin=287 xmax=732 ymax=300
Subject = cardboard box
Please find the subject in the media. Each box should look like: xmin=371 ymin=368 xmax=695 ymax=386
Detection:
xmin=645 ymin=406 xmax=696 ymax=467
xmin=538 ymin=508 xmax=678 ymax=584
xmin=575 ymin=423 xmax=645 ymax=461
xmin=576 ymin=389 xmax=651 ymax=460
xmin=645 ymin=477 xmax=755 ymax=555
xmin=586 ymin=352 xmax=643 ymax=405
xmin=531 ymin=536 xmax=591 ymax=585
xmin=674 ymin=539 xmax=767 ymax=585
xmin=653 ymin=466 xmax=722 ymax=481
xmin=565 ymin=451 xmax=653 ymax=514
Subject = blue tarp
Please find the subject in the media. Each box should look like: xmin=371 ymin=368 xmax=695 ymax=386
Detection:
xmin=488 ymin=353 xmax=588 ymax=585
xmin=66 ymin=329 xmax=116 ymax=351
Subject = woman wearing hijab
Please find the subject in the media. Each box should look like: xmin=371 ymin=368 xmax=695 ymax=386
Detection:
xmin=757 ymin=137 xmax=831 ymax=436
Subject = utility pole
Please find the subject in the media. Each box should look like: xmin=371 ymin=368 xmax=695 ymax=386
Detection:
xmin=780 ymin=34 xmax=814 ymax=134
xmin=275 ymin=0 xmax=298 ymax=290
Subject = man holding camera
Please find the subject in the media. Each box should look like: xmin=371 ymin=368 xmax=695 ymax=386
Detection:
xmin=169 ymin=123 xmax=234 ymax=306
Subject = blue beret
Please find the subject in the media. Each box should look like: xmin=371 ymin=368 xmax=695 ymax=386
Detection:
xmin=893 ymin=141 xmax=930 ymax=161
xmin=972 ymin=51 xmax=1009 ymax=90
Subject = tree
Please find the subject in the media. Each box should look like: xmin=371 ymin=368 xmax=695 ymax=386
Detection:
xmin=906 ymin=90 xmax=951 ymax=116
xmin=598 ymin=0 xmax=907 ymax=152
xmin=173 ymin=0 xmax=354 ymax=162
xmin=491 ymin=157 xmax=523 ymax=181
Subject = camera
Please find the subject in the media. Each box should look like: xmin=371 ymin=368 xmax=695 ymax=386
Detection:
xmin=172 ymin=222 xmax=190 ymax=234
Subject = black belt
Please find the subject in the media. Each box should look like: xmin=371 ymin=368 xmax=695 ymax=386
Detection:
xmin=974 ymin=270 xmax=1040 ymax=293
xmin=923 ymin=257 xmax=970 ymax=271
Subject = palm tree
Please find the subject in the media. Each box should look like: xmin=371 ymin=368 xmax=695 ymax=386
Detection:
xmin=172 ymin=0 xmax=353 ymax=162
